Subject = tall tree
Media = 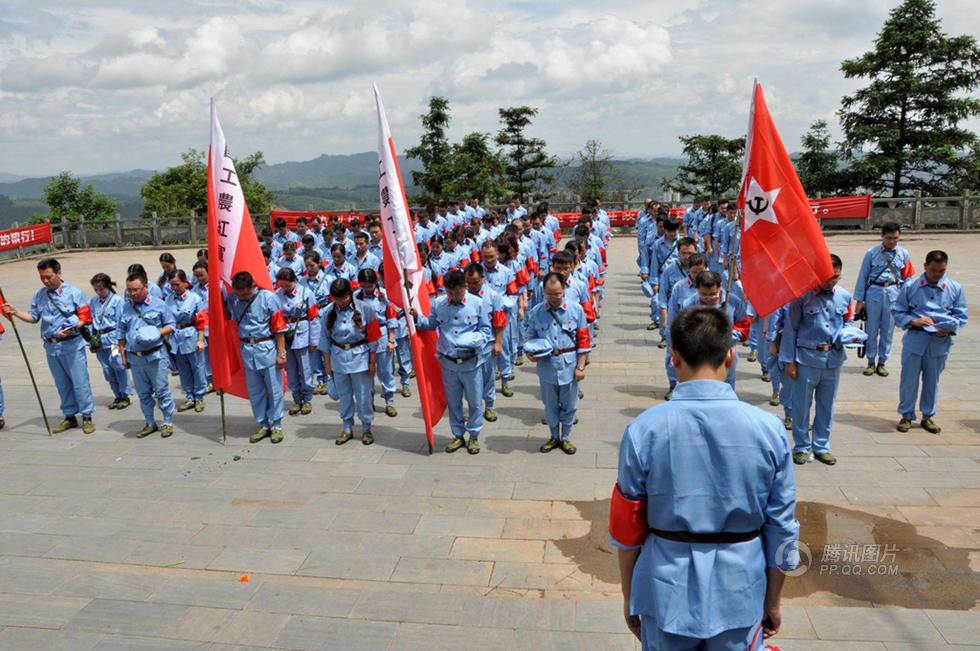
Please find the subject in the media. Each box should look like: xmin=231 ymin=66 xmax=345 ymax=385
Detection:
xmin=140 ymin=149 xmax=274 ymax=219
xmin=567 ymin=139 xmax=612 ymax=200
xmin=445 ymin=132 xmax=508 ymax=203
xmin=794 ymin=120 xmax=854 ymax=196
xmin=838 ymin=0 xmax=980 ymax=197
xmin=665 ymin=134 xmax=745 ymax=198
xmin=44 ymin=171 xmax=116 ymax=222
xmin=404 ymin=96 xmax=453 ymax=203
xmin=495 ymin=106 xmax=559 ymax=200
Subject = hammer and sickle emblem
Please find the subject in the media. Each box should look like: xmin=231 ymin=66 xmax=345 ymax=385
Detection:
xmin=747 ymin=196 xmax=769 ymax=215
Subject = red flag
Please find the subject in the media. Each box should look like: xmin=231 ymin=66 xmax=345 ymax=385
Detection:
xmin=737 ymin=81 xmax=833 ymax=317
xmin=374 ymin=84 xmax=446 ymax=451
xmin=207 ymin=99 xmax=276 ymax=399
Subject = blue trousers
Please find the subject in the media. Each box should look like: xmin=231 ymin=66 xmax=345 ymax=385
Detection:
xmin=510 ymin=313 xmax=524 ymax=356
xmin=334 ymin=370 xmax=373 ymax=432
xmin=664 ymin=344 xmax=677 ymax=388
xmin=203 ymin=340 xmax=212 ymax=384
xmin=441 ymin=359 xmax=484 ymax=438
xmin=47 ymin=347 xmax=94 ymax=418
xmin=499 ymin=311 xmax=517 ymax=381
xmin=244 ymin=364 xmax=284 ymax=428
xmin=285 ymin=348 xmax=313 ymax=404
xmin=311 ymin=344 xmax=325 ymax=384
xmin=898 ymin=350 xmax=947 ymax=420
xmin=130 ymin=356 xmax=174 ymax=425
xmin=864 ymin=285 xmax=896 ymax=364
xmin=481 ymin=352 xmax=496 ymax=408
xmin=174 ymin=350 xmax=207 ymax=402
xmin=792 ymin=364 xmax=840 ymax=454
xmin=748 ymin=319 xmax=762 ymax=353
xmin=394 ymin=336 xmax=413 ymax=387
xmin=767 ymin=355 xmax=793 ymax=420
xmin=374 ymin=347 xmax=396 ymax=403
xmin=540 ymin=379 xmax=578 ymax=440
xmin=753 ymin=326 xmax=769 ymax=371
xmin=640 ymin=616 xmax=762 ymax=650
xmin=95 ymin=347 xmax=132 ymax=399
xmin=726 ymin=352 xmax=738 ymax=390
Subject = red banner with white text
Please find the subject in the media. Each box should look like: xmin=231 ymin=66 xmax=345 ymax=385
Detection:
xmin=0 ymin=222 xmax=52 ymax=251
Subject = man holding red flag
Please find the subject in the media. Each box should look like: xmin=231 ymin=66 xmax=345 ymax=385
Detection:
xmin=374 ymin=84 xmax=447 ymax=453
xmin=737 ymin=81 xmax=833 ymax=318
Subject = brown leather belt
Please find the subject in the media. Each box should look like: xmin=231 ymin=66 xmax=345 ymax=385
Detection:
xmin=95 ymin=327 xmax=116 ymax=335
xmin=242 ymin=336 xmax=273 ymax=344
xmin=44 ymin=333 xmax=79 ymax=343
xmin=442 ymin=352 xmax=476 ymax=364
xmin=130 ymin=344 xmax=163 ymax=357
xmin=177 ymin=322 xmax=197 ymax=329
xmin=870 ymin=280 xmax=898 ymax=287
xmin=552 ymin=347 xmax=577 ymax=356
xmin=811 ymin=344 xmax=833 ymax=352
xmin=650 ymin=527 xmax=760 ymax=544
xmin=334 ymin=339 xmax=367 ymax=350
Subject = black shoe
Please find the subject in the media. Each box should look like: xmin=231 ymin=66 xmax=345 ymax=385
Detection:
xmin=814 ymin=452 xmax=837 ymax=466
xmin=539 ymin=439 xmax=560 ymax=453
xmin=560 ymin=440 xmax=577 ymax=455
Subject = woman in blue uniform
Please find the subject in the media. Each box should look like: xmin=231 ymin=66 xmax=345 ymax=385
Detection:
xmin=318 ymin=278 xmax=382 ymax=445
xmin=88 ymin=273 xmax=132 ymax=410
xmin=190 ymin=261 xmax=213 ymax=392
xmin=356 ymin=269 xmax=398 ymax=417
xmin=303 ymin=251 xmax=332 ymax=396
xmin=166 ymin=270 xmax=209 ymax=413
xmin=276 ymin=267 xmax=319 ymax=416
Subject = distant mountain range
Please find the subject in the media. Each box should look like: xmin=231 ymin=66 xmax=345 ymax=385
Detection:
xmin=0 ymin=153 xmax=682 ymax=228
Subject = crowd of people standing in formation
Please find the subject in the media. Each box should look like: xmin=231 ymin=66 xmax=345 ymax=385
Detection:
xmin=0 ymin=195 xmax=615 ymax=455
xmin=633 ymin=197 xmax=969 ymax=466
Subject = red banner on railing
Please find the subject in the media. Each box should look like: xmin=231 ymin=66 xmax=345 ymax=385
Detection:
xmin=0 ymin=222 xmax=52 ymax=251
xmin=808 ymin=194 xmax=872 ymax=219
xmin=270 ymin=210 xmax=375 ymax=230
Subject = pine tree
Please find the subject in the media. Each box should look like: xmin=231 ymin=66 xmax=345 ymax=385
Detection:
xmin=495 ymin=106 xmax=559 ymax=200
xmin=404 ymin=96 xmax=453 ymax=203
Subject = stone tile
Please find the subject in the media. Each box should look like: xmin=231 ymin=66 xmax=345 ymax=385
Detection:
xmin=0 ymin=531 xmax=66 ymax=557
xmin=275 ymin=615 xmax=397 ymax=650
xmin=328 ymin=510 xmax=420 ymax=534
xmin=92 ymin=634 xmax=208 ymax=650
xmin=450 ymin=537 xmax=545 ymax=562
xmin=391 ymin=622 xmax=517 ymax=649
xmin=212 ymin=610 xmax=290 ymax=647
xmin=206 ymin=547 xmax=310 ymax=575
xmin=0 ymin=627 xmax=102 ymax=650
xmin=924 ymin=609 xmax=980 ymax=645
xmin=501 ymin=518 xmax=591 ymax=540
xmin=247 ymin=583 xmax=359 ymax=618
xmin=350 ymin=590 xmax=465 ymax=625
xmin=415 ymin=514 xmax=505 ymax=538
xmin=463 ymin=594 xmax=575 ymax=631
xmin=331 ymin=462 xmax=410 ymax=480
xmin=924 ymin=487 xmax=980 ymax=507
xmin=127 ymin=541 xmax=223 ymax=570
xmin=0 ymin=556 xmax=73 ymax=595
xmin=574 ymin=599 xmax=624 ymax=633
xmin=0 ymin=593 xmax=91 ymax=629
xmin=148 ymin=576 xmax=260 ymax=609
xmin=297 ymin=549 xmax=399 ymax=582
xmin=517 ymin=629 xmax=639 ymax=650
xmin=55 ymin=571 xmax=166 ymax=601
xmin=161 ymin=605 xmax=236 ymax=642
xmin=489 ymin=562 xmax=592 ymax=591
xmin=389 ymin=557 xmax=492 ymax=586
xmin=841 ymin=487 xmax=938 ymax=506
xmin=805 ymin=606 xmax=943 ymax=643
xmin=65 ymin=598 xmax=189 ymax=636
xmin=896 ymin=506 xmax=980 ymax=527
xmin=188 ymin=524 xmax=280 ymax=548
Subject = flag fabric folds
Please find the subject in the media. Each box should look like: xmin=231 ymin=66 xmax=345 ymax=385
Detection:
xmin=374 ymin=84 xmax=447 ymax=450
xmin=207 ymin=99 xmax=274 ymax=399
xmin=737 ymin=81 xmax=833 ymax=317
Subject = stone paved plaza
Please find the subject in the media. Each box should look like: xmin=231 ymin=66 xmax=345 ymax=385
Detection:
xmin=0 ymin=232 xmax=977 ymax=650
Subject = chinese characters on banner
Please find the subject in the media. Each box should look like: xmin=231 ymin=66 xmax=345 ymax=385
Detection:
xmin=0 ymin=222 xmax=52 ymax=252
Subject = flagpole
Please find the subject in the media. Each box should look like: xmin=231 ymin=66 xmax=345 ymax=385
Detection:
xmin=219 ymin=390 xmax=227 ymax=445
xmin=401 ymin=266 xmax=432 ymax=455
xmin=723 ymin=210 xmax=743 ymax=312
xmin=0 ymin=287 xmax=52 ymax=436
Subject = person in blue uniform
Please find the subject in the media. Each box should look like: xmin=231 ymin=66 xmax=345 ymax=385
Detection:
xmin=156 ymin=253 xmax=177 ymax=300
xmin=319 ymin=278 xmax=382 ymax=445
xmin=464 ymin=262 xmax=507 ymax=424
xmin=414 ymin=270 xmax=491 ymax=454
xmin=479 ymin=239 xmax=520 ymax=398
xmin=662 ymin=253 xmax=708 ymax=399
xmin=854 ymin=222 xmax=915 ymax=378
xmin=892 ymin=250 xmax=968 ymax=434
xmin=276 ymin=267 xmax=320 ymax=417
xmin=277 ymin=241 xmax=306 ymax=278
xmin=766 ymin=304 xmax=794 ymax=431
xmin=3 ymin=258 xmax=96 ymax=434
xmin=353 ymin=232 xmax=381 ymax=273
xmin=190 ymin=261 xmax=214 ymax=392
xmin=779 ymin=254 xmax=853 ymax=466
xmin=302 ymin=252 xmax=332 ymax=396
xmin=325 ymin=244 xmax=359 ymax=288
xmin=611 ymin=305 xmax=798 ymax=651
xmin=524 ymin=272 xmax=591 ymax=454
xmin=118 ymin=272 xmax=177 ymax=438
xmin=88 ymin=273 xmax=132 ymax=410
xmin=656 ymin=235 xmax=696 ymax=348
xmin=355 ymin=269 xmax=399 ymax=417
xmin=166 ymin=270 xmax=209 ymax=413
xmin=680 ymin=271 xmax=752 ymax=391
xmin=273 ymin=217 xmax=300 ymax=247
xmin=225 ymin=271 xmax=288 ymax=444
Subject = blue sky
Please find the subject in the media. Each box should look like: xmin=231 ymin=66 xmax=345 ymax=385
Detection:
xmin=1 ymin=0 xmax=977 ymax=176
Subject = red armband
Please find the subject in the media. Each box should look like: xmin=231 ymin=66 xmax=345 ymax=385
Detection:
xmin=902 ymin=259 xmax=915 ymax=279
xmin=435 ymin=274 xmax=445 ymax=289
xmin=582 ymin=301 xmax=596 ymax=323
xmin=553 ymin=230 xmax=561 ymax=243
xmin=307 ymin=304 xmax=320 ymax=320
xmin=426 ymin=279 xmax=437 ymax=295
xmin=588 ymin=276 xmax=597 ymax=292
xmin=491 ymin=309 xmax=507 ymax=328
xmin=506 ymin=280 xmax=519 ymax=296
xmin=366 ymin=318 xmax=382 ymax=343
xmin=76 ymin=304 xmax=93 ymax=324
xmin=194 ymin=309 xmax=208 ymax=330
xmin=386 ymin=304 xmax=398 ymax=320
xmin=844 ymin=301 xmax=854 ymax=322
xmin=576 ymin=326 xmax=591 ymax=351
xmin=471 ymin=250 xmax=481 ymax=263
xmin=270 ymin=310 xmax=286 ymax=333
xmin=600 ymin=248 xmax=607 ymax=264
xmin=733 ymin=316 xmax=752 ymax=342
xmin=516 ymin=269 xmax=529 ymax=286
xmin=609 ymin=483 xmax=648 ymax=547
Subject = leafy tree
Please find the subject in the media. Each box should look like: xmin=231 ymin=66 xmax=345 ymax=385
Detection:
xmin=567 ymin=139 xmax=612 ymax=200
xmin=445 ymin=132 xmax=508 ymax=203
xmin=838 ymin=0 xmax=980 ymax=196
xmin=140 ymin=149 xmax=274 ymax=219
xmin=404 ymin=96 xmax=453 ymax=203
xmin=794 ymin=120 xmax=854 ymax=196
xmin=43 ymin=171 xmax=116 ymax=222
xmin=665 ymin=134 xmax=745 ymax=198
xmin=495 ymin=106 xmax=559 ymax=200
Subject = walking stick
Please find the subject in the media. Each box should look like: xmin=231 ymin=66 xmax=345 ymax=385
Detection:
xmin=0 ymin=287 xmax=53 ymax=435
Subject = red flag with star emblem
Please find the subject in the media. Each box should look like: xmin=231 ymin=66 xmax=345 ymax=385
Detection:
xmin=737 ymin=81 xmax=833 ymax=317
